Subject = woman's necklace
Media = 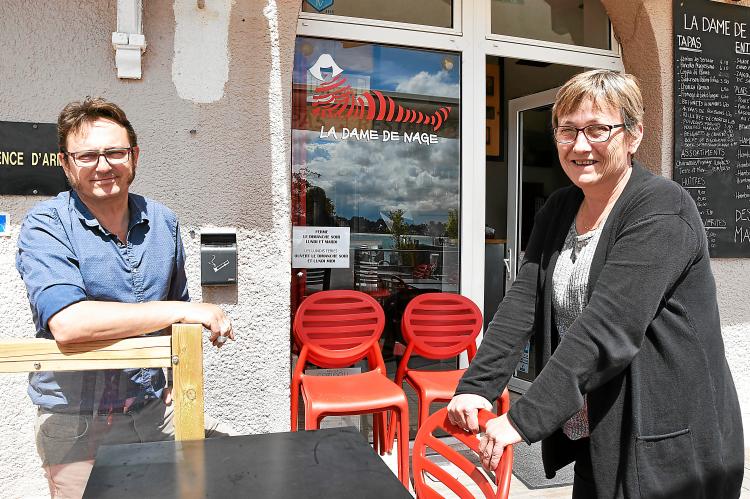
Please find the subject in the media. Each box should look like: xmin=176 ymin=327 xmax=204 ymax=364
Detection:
xmin=578 ymin=167 xmax=632 ymax=233
xmin=578 ymin=201 xmax=605 ymax=232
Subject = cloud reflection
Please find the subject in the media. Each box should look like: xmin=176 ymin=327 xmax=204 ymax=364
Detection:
xmin=293 ymin=130 xmax=460 ymax=224
xmin=395 ymin=70 xmax=460 ymax=99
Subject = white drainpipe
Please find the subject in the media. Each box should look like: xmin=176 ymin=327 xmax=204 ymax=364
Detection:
xmin=112 ymin=0 xmax=146 ymax=79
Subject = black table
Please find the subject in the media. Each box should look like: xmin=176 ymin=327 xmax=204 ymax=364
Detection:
xmin=84 ymin=427 xmax=412 ymax=498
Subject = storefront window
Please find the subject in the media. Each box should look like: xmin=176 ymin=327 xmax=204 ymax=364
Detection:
xmin=301 ymin=0 xmax=453 ymax=29
xmin=291 ymin=37 xmax=461 ymax=353
xmin=491 ymin=0 xmax=610 ymax=50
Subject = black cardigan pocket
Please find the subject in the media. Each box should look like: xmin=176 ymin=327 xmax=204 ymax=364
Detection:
xmin=635 ymin=428 xmax=703 ymax=499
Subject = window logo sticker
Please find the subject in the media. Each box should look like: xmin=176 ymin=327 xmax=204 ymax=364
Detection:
xmin=305 ymin=0 xmax=334 ymax=12
xmin=308 ymin=54 xmax=452 ymax=132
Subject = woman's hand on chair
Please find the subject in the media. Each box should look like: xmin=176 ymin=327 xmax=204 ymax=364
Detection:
xmin=479 ymin=414 xmax=522 ymax=471
xmin=447 ymin=393 xmax=493 ymax=433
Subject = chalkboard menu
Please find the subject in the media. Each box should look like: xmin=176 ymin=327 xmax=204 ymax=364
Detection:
xmin=673 ymin=0 xmax=750 ymax=257
xmin=0 ymin=121 xmax=68 ymax=195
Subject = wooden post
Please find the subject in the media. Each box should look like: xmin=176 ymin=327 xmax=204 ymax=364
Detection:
xmin=171 ymin=323 xmax=205 ymax=441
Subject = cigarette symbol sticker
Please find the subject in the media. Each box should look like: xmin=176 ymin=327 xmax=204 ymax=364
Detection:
xmin=209 ymin=255 xmax=230 ymax=273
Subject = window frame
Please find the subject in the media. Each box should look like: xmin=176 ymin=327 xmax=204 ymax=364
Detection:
xmin=483 ymin=0 xmax=621 ymax=58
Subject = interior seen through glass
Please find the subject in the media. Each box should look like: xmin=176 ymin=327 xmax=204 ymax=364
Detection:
xmin=491 ymin=0 xmax=610 ymax=50
xmin=485 ymin=56 xmax=580 ymax=391
xmin=302 ymin=0 xmax=453 ymax=28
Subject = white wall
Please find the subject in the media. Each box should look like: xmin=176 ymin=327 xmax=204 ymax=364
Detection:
xmin=0 ymin=1 xmax=299 ymax=496
xmin=713 ymin=259 xmax=750 ymax=448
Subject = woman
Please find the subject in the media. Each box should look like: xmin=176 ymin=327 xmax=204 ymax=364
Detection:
xmin=448 ymin=70 xmax=743 ymax=498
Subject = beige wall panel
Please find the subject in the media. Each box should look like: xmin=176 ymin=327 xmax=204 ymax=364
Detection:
xmin=0 ymin=1 xmax=299 ymax=496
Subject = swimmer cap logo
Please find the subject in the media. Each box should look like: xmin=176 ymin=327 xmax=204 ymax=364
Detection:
xmin=305 ymin=0 xmax=334 ymax=12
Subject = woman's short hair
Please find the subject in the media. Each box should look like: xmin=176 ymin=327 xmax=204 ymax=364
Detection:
xmin=57 ymin=97 xmax=137 ymax=151
xmin=552 ymin=70 xmax=644 ymax=136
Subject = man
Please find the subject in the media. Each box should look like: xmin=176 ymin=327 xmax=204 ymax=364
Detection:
xmin=16 ymin=98 xmax=235 ymax=498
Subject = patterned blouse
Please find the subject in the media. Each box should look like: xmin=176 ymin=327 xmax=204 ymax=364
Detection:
xmin=551 ymin=217 xmax=606 ymax=440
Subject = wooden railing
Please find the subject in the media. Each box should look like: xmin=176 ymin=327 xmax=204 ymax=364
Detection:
xmin=0 ymin=324 xmax=205 ymax=441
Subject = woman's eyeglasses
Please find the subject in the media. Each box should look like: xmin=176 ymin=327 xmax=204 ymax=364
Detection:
xmin=553 ymin=124 xmax=625 ymax=144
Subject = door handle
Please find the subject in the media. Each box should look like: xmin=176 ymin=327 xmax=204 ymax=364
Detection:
xmin=503 ymin=248 xmax=512 ymax=275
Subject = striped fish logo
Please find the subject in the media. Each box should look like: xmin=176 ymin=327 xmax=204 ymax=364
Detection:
xmin=308 ymin=54 xmax=452 ymax=132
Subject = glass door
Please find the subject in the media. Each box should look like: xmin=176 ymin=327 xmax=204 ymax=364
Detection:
xmin=506 ymin=87 xmax=559 ymax=282
xmin=291 ymin=37 xmax=463 ymax=437
xmin=505 ymin=87 xmax=571 ymax=393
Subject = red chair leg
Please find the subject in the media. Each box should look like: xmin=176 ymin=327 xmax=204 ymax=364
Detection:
xmin=418 ymin=393 xmax=432 ymax=428
xmin=372 ymin=412 xmax=380 ymax=454
xmin=397 ymin=406 xmax=410 ymax=488
xmin=386 ymin=400 xmax=406 ymax=454
xmin=390 ymin=410 xmax=402 ymax=481
xmin=386 ymin=367 xmax=408 ymax=454
xmin=290 ymin=380 xmax=300 ymax=431
xmin=380 ymin=412 xmax=390 ymax=455
xmin=385 ymin=409 xmax=396 ymax=454
xmin=305 ymin=399 xmax=321 ymax=431
xmin=381 ymin=411 xmax=390 ymax=454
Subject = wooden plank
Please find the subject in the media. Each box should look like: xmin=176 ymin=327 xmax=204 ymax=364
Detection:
xmin=0 ymin=339 xmax=171 ymax=360
xmin=0 ymin=337 xmax=172 ymax=373
xmin=0 ymin=358 xmax=170 ymax=373
xmin=171 ymin=324 xmax=205 ymax=441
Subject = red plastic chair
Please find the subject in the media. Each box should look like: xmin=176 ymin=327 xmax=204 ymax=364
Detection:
xmin=412 ymin=390 xmax=513 ymax=499
xmin=387 ymin=292 xmax=483 ymax=452
xmin=290 ymin=290 xmax=411 ymax=488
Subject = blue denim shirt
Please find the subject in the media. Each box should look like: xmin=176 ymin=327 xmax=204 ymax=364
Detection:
xmin=16 ymin=191 xmax=189 ymax=412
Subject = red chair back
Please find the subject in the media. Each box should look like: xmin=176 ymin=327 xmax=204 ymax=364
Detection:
xmin=401 ymin=292 xmax=482 ymax=361
xmin=293 ymin=290 xmax=385 ymax=369
xmin=412 ymin=405 xmax=513 ymax=499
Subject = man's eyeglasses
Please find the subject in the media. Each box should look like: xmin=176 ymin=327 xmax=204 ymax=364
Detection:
xmin=553 ymin=124 xmax=625 ymax=144
xmin=64 ymin=147 xmax=133 ymax=168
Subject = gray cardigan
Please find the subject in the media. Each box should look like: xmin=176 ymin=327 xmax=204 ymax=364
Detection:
xmin=456 ymin=162 xmax=744 ymax=498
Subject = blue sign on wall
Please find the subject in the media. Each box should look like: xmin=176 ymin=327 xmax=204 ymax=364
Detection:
xmin=305 ymin=0 xmax=334 ymax=12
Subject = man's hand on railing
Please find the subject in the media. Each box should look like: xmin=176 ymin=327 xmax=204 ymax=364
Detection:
xmin=177 ymin=303 xmax=235 ymax=349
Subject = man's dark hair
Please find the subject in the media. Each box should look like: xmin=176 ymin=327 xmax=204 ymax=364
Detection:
xmin=57 ymin=97 xmax=138 ymax=151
